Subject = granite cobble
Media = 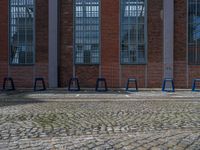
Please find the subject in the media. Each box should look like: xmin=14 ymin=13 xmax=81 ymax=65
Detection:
xmin=0 ymin=90 xmax=200 ymax=149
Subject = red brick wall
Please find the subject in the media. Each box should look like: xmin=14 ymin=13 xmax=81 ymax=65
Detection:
xmin=76 ymin=65 xmax=99 ymax=88
xmin=173 ymin=0 xmax=200 ymax=88
xmin=174 ymin=0 xmax=187 ymax=88
xmin=146 ymin=0 xmax=163 ymax=88
xmin=59 ymin=0 xmax=100 ymax=88
xmin=102 ymin=0 xmax=163 ymax=88
xmin=0 ymin=0 xmax=49 ymax=88
xmin=9 ymin=66 xmax=34 ymax=88
xmin=121 ymin=66 xmax=146 ymax=88
xmin=58 ymin=0 xmax=200 ymax=89
xmin=35 ymin=0 xmax=49 ymax=87
xmin=59 ymin=0 xmax=74 ymax=87
xmin=1 ymin=0 xmax=199 ymax=89
xmin=101 ymin=0 xmax=120 ymax=88
xmin=120 ymin=0 xmax=163 ymax=88
xmin=59 ymin=0 xmax=164 ymax=89
xmin=0 ymin=0 xmax=9 ymax=87
xmin=189 ymin=66 xmax=200 ymax=88
xmin=186 ymin=1 xmax=200 ymax=88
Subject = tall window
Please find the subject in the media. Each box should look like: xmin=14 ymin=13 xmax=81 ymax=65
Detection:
xmin=188 ymin=0 xmax=200 ymax=64
xmin=74 ymin=0 xmax=100 ymax=64
xmin=9 ymin=0 xmax=35 ymax=65
xmin=120 ymin=0 xmax=147 ymax=64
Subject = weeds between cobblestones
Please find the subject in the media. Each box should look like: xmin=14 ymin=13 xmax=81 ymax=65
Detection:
xmin=0 ymin=91 xmax=200 ymax=149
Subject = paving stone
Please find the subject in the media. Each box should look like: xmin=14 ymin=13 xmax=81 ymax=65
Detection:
xmin=0 ymin=90 xmax=200 ymax=149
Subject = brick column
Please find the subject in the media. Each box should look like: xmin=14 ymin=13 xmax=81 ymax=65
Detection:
xmin=48 ymin=0 xmax=58 ymax=87
xmin=163 ymin=0 xmax=174 ymax=79
xmin=0 ymin=0 xmax=9 ymax=85
xmin=101 ymin=0 xmax=120 ymax=88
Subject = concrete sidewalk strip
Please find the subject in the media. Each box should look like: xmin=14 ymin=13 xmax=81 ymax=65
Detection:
xmin=0 ymin=89 xmax=200 ymax=101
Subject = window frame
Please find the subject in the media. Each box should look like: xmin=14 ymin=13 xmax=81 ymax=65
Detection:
xmin=187 ymin=0 xmax=200 ymax=65
xmin=73 ymin=0 xmax=101 ymax=65
xmin=120 ymin=0 xmax=147 ymax=65
xmin=8 ymin=0 xmax=36 ymax=65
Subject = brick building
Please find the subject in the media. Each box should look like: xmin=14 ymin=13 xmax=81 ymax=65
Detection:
xmin=0 ymin=0 xmax=200 ymax=89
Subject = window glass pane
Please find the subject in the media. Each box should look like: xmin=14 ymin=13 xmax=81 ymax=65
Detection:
xmin=188 ymin=0 xmax=200 ymax=64
xmin=120 ymin=0 xmax=146 ymax=64
xmin=9 ymin=0 xmax=35 ymax=64
xmin=74 ymin=0 xmax=100 ymax=64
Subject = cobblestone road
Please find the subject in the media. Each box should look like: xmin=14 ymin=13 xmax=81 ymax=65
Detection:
xmin=0 ymin=90 xmax=200 ymax=149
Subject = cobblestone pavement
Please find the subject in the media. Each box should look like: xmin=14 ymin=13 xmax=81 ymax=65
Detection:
xmin=0 ymin=90 xmax=200 ymax=149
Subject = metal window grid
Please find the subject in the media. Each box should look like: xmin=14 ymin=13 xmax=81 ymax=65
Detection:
xmin=74 ymin=0 xmax=100 ymax=64
xmin=9 ymin=0 xmax=35 ymax=65
xmin=188 ymin=0 xmax=200 ymax=65
xmin=120 ymin=0 xmax=147 ymax=64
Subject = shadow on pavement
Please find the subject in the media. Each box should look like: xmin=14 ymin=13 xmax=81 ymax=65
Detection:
xmin=0 ymin=90 xmax=47 ymax=107
xmin=0 ymin=101 xmax=45 ymax=108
